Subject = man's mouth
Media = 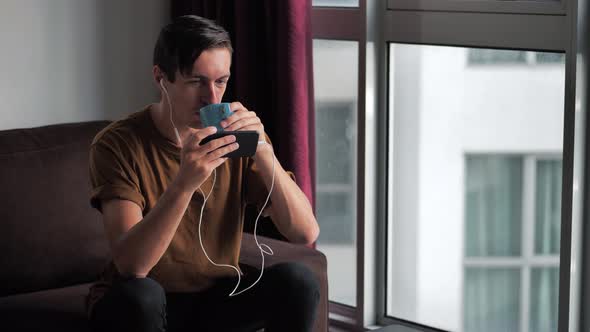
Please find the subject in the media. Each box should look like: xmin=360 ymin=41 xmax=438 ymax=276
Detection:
xmin=191 ymin=112 xmax=202 ymax=126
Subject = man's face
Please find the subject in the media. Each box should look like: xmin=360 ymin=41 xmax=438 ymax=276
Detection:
xmin=166 ymin=47 xmax=231 ymax=128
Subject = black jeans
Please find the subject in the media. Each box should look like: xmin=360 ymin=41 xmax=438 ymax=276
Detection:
xmin=89 ymin=262 xmax=320 ymax=332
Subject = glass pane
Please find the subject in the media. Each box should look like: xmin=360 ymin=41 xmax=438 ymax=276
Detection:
xmin=313 ymin=39 xmax=358 ymax=306
xmin=468 ymin=49 xmax=527 ymax=65
xmin=316 ymin=102 xmax=355 ymax=184
xmin=530 ymin=267 xmax=559 ymax=332
xmin=316 ymin=192 xmax=356 ymax=243
xmin=316 ymin=192 xmax=356 ymax=304
xmin=313 ymin=0 xmax=359 ymax=7
xmin=386 ymin=45 xmax=565 ymax=331
xmin=464 ymin=268 xmax=521 ymax=332
xmin=468 ymin=50 xmax=566 ymax=66
xmin=535 ymin=160 xmax=562 ymax=255
xmin=536 ymin=53 xmax=566 ymax=64
xmin=465 ymin=156 xmax=523 ymax=257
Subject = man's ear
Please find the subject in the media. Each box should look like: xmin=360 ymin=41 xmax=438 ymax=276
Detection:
xmin=153 ymin=65 xmax=166 ymax=85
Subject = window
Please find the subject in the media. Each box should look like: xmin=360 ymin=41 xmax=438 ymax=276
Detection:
xmin=387 ymin=0 xmax=565 ymax=15
xmin=316 ymin=101 xmax=357 ymax=245
xmin=313 ymin=39 xmax=359 ymax=307
xmin=386 ymin=44 xmax=565 ymax=331
xmin=313 ymin=0 xmax=359 ymax=8
xmin=464 ymin=155 xmax=561 ymax=332
xmin=311 ymin=0 xmax=585 ymax=330
xmin=468 ymin=49 xmax=566 ymax=65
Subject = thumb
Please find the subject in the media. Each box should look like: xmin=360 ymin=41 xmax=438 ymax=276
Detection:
xmin=182 ymin=127 xmax=200 ymax=148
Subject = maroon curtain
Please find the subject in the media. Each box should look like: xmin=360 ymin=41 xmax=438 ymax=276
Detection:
xmin=171 ymin=1 xmax=316 ymax=212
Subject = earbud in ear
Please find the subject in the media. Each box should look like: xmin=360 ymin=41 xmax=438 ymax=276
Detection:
xmin=159 ymin=78 xmax=169 ymax=93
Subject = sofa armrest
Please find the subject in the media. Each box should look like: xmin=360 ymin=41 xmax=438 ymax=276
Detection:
xmin=240 ymin=233 xmax=328 ymax=332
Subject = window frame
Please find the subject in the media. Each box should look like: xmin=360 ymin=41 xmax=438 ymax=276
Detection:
xmin=312 ymin=0 xmax=588 ymax=330
xmin=377 ymin=0 xmax=583 ymax=331
xmin=312 ymin=2 xmax=368 ymax=330
xmin=313 ymin=0 xmax=360 ymax=9
xmin=387 ymin=0 xmax=567 ymax=15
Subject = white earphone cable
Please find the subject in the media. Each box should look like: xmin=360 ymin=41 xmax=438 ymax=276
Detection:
xmin=160 ymin=79 xmax=182 ymax=144
xmin=160 ymin=79 xmax=274 ymax=296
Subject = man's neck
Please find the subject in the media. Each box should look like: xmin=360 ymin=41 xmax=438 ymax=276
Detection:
xmin=150 ymin=101 xmax=187 ymax=147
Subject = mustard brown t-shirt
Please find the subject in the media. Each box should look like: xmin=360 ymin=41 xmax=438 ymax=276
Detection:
xmin=86 ymin=106 xmax=284 ymax=315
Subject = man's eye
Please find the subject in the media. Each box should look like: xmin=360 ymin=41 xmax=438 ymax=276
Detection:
xmin=216 ymin=80 xmax=227 ymax=86
xmin=186 ymin=79 xmax=201 ymax=85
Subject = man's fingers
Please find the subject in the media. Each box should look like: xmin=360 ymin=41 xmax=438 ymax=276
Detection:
xmin=223 ymin=116 xmax=260 ymax=132
xmin=183 ymin=127 xmax=217 ymax=150
xmin=229 ymin=101 xmax=246 ymax=112
xmin=194 ymin=126 xmax=218 ymax=144
xmin=203 ymin=141 xmax=240 ymax=162
xmin=222 ymin=104 xmax=252 ymax=128
xmin=240 ymin=125 xmax=263 ymax=133
xmin=205 ymin=133 xmax=236 ymax=149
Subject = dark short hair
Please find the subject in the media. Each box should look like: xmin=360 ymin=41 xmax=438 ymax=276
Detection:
xmin=153 ymin=15 xmax=233 ymax=82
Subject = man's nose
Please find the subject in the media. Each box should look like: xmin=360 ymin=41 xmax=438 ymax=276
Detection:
xmin=202 ymin=82 xmax=220 ymax=104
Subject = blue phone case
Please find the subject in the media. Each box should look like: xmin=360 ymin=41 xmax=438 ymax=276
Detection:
xmin=199 ymin=103 xmax=232 ymax=131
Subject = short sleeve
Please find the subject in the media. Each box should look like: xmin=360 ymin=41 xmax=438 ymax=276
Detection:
xmin=89 ymin=139 xmax=145 ymax=212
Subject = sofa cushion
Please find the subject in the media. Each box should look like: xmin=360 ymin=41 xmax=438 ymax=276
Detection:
xmin=0 ymin=283 xmax=91 ymax=331
xmin=0 ymin=121 xmax=111 ymax=296
xmin=0 ymin=234 xmax=327 ymax=332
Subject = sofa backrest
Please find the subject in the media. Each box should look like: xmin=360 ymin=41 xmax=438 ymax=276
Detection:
xmin=0 ymin=121 xmax=111 ymax=296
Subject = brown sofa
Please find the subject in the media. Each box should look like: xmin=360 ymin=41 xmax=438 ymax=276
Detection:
xmin=0 ymin=120 xmax=328 ymax=331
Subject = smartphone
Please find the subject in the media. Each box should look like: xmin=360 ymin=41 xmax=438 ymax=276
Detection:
xmin=199 ymin=130 xmax=259 ymax=158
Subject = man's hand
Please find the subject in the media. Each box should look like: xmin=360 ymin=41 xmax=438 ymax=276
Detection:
xmin=174 ymin=126 xmax=239 ymax=193
xmin=219 ymin=103 xmax=318 ymax=244
xmin=220 ymin=102 xmax=271 ymax=158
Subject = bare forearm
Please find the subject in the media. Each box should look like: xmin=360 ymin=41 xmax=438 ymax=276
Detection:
xmin=109 ymin=125 xmax=238 ymax=277
xmin=254 ymin=149 xmax=319 ymax=244
xmin=113 ymin=180 xmax=193 ymax=277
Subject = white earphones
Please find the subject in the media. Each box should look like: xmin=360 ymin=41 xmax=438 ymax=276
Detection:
xmin=159 ymin=78 xmax=275 ymax=296
xmin=159 ymin=79 xmax=182 ymax=144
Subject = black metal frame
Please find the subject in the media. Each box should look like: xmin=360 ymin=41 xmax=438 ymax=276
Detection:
xmin=312 ymin=1 xmax=368 ymax=329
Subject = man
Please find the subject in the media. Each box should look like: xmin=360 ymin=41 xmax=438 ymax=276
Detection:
xmin=87 ymin=15 xmax=320 ymax=332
